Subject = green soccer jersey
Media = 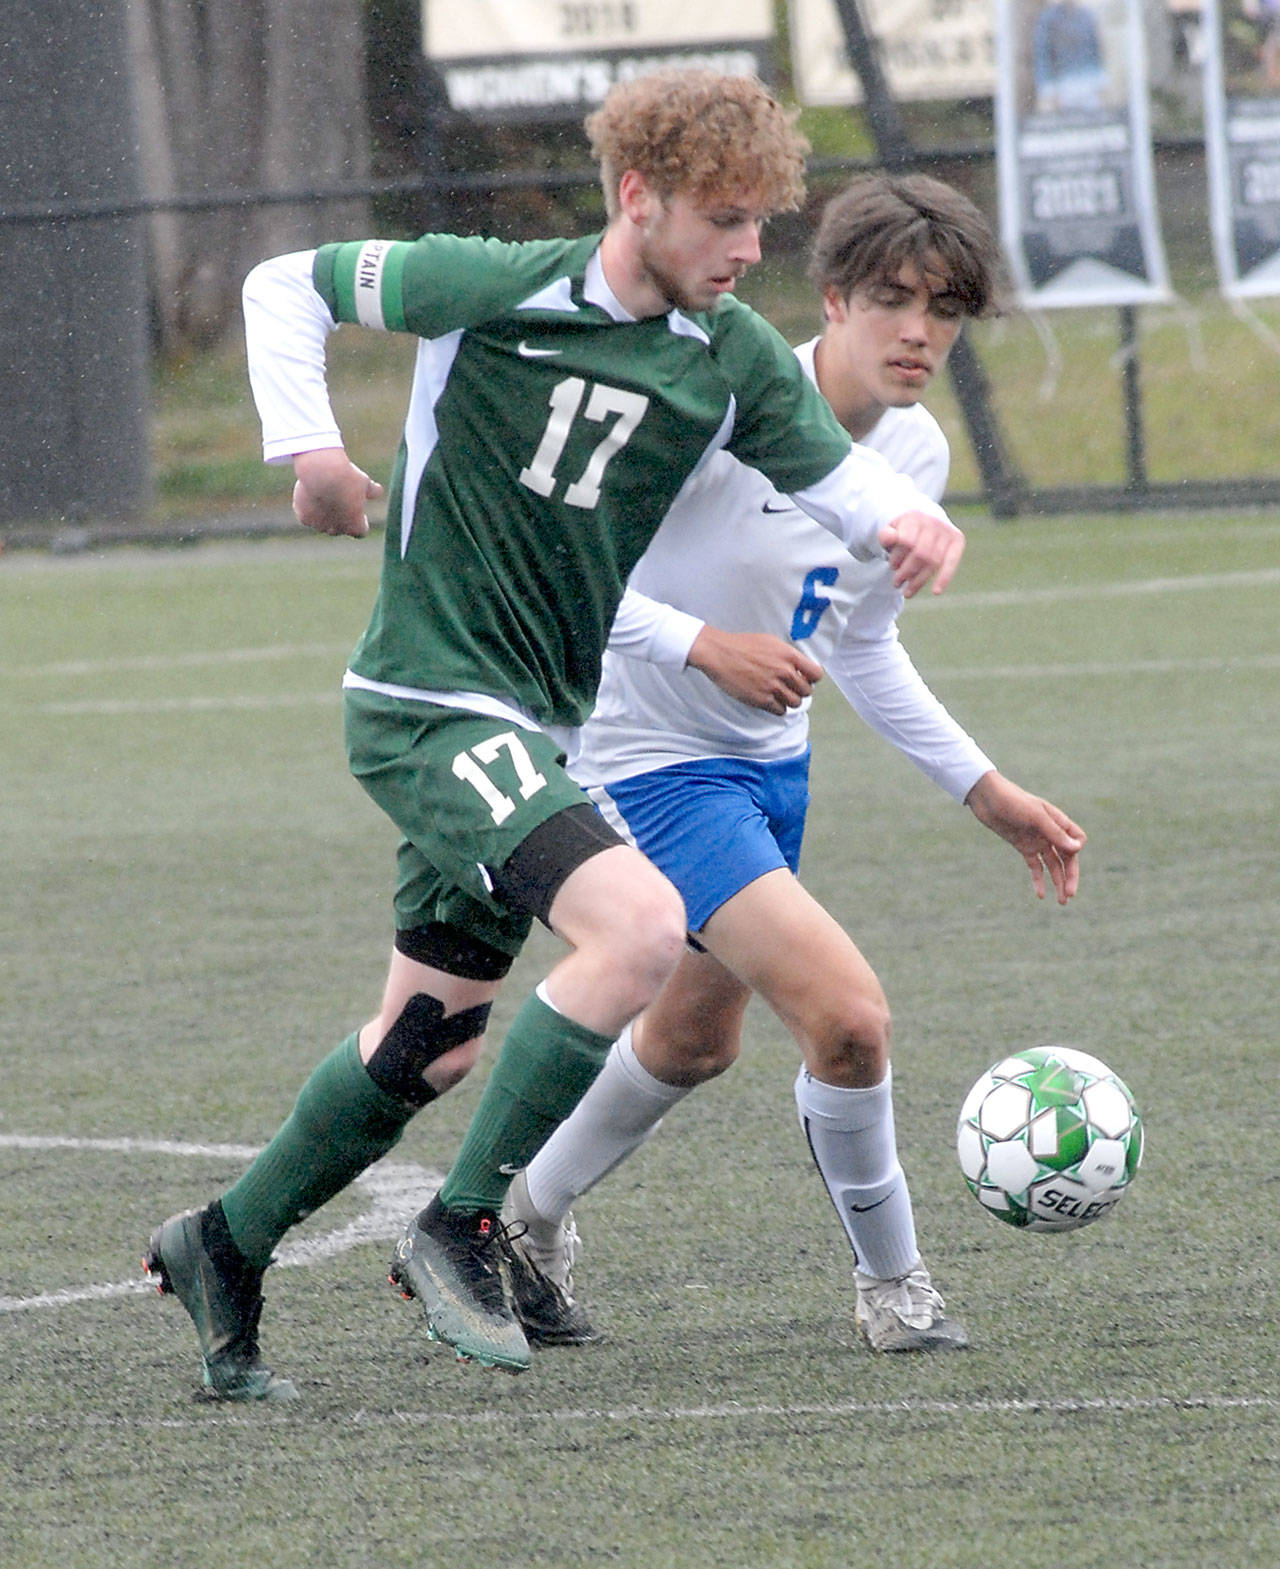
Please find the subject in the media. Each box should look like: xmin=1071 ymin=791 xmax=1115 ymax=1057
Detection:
xmin=314 ymin=232 xmax=852 ymax=728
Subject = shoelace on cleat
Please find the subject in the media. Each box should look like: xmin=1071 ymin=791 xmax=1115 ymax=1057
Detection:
xmin=471 ymin=1218 xmax=527 ymax=1283
xmin=511 ymin=1215 xmax=581 ymax=1290
xmin=435 ymin=1214 xmax=528 ymax=1283
xmin=883 ymin=1274 xmax=945 ymax=1328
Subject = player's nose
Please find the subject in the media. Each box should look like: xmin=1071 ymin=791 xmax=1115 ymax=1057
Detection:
xmin=732 ymin=220 xmax=763 ymax=267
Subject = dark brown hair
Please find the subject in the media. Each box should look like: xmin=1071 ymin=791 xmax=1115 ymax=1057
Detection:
xmin=807 ymin=173 xmax=1009 ymax=318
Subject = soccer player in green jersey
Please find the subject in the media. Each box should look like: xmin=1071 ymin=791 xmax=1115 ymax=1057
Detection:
xmin=145 ymin=69 xmax=966 ymax=1395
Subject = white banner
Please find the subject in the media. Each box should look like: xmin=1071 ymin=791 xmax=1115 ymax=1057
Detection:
xmin=422 ymin=1 xmax=775 ymax=120
xmin=1202 ymin=0 xmax=1280 ymax=297
xmin=995 ymin=0 xmax=1171 ymax=306
xmin=788 ymin=0 xmax=996 ymax=104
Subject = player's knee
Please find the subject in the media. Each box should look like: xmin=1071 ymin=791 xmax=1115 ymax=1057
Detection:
xmin=584 ymin=872 xmax=687 ymax=1008
xmin=421 ymin=1035 xmax=486 ymax=1094
xmin=364 ymin=993 xmax=492 ymax=1108
xmin=658 ymin=1031 xmax=740 ymax=1087
xmin=618 ymin=880 xmax=688 ymax=1003
xmin=807 ymin=996 xmax=892 ymax=1085
xmin=644 ymin=883 xmax=689 ymax=969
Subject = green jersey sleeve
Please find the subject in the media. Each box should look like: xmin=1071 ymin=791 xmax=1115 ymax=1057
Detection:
xmin=313 ymin=233 xmax=600 ymax=338
xmin=712 ymin=296 xmax=852 ymax=494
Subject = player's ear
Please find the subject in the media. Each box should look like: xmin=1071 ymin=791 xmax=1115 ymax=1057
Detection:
xmin=617 ymin=169 xmax=657 ymax=226
xmin=823 ymin=284 xmax=850 ymax=324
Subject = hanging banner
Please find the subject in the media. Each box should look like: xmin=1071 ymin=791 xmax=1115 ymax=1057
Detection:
xmin=1202 ymin=0 xmax=1280 ymax=297
xmin=788 ymin=0 xmax=996 ymax=104
xmin=994 ymin=0 xmax=1171 ymax=306
xmin=422 ymin=1 xmax=774 ymax=122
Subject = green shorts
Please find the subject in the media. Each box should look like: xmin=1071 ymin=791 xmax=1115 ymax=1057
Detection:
xmin=344 ymin=689 xmax=592 ymax=956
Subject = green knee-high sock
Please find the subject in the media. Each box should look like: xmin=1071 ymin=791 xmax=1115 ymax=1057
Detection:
xmin=221 ymin=1034 xmax=415 ymax=1268
xmin=438 ymin=991 xmax=613 ymax=1215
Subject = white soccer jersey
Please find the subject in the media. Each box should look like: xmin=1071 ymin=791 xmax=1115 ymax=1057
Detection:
xmin=572 ymin=338 xmax=993 ymax=800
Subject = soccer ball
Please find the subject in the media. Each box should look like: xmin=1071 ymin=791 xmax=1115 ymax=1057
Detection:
xmin=956 ymin=1046 xmax=1143 ymax=1232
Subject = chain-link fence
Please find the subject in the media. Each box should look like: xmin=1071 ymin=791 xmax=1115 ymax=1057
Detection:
xmin=5 ymin=139 xmax=1280 ymax=545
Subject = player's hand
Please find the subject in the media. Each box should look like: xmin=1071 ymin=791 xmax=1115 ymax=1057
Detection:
xmin=291 ymin=447 xmax=383 ymax=538
xmin=965 ymin=771 xmax=1086 ymax=905
xmin=686 ymin=625 xmax=822 ymax=715
xmin=879 ymin=509 xmax=965 ymax=598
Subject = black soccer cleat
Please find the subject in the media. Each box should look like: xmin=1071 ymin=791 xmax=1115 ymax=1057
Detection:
xmin=144 ymin=1203 xmax=298 ymax=1402
xmin=498 ymin=1229 xmax=600 ymax=1347
xmin=389 ymin=1196 xmax=531 ymax=1372
xmin=499 ymin=1169 xmax=599 ymax=1346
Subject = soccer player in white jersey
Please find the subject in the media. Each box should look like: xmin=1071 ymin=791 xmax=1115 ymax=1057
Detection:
xmin=501 ymin=174 xmax=1087 ymax=1353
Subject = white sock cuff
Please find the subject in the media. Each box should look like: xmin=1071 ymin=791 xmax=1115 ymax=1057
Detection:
xmin=616 ymin=1024 xmax=690 ymax=1108
xmin=794 ymin=1066 xmax=893 ymax=1132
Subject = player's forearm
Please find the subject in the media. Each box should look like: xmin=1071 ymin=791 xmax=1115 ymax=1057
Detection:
xmin=825 ymin=631 xmax=992 ymax=800
xmin=242 ymin=250 xmax=343 ymax=464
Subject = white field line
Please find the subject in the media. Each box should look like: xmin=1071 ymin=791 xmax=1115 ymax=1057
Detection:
xmin=33 ymin=692 xmax=340 ymax=715
xmin=923 ymin=564 xmax=1280 ymax=610
xmin=13 ymin=642 xmax=354 ymax=679
xmin=373 ymin=1392 xmax=1280 ymax=1428
xmin=4 ymin=1394 xmax=1278 ymax=1435
xmin=927 ymin=652 xmax=1280 ymax=681
xmin=0 ymin=1134 xmax=440 ymax=1315
xmin=11 ymin=567 xmax=1279 ymax=714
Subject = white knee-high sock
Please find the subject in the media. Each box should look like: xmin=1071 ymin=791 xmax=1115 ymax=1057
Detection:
xmin=794 ymin=1066 xmax=919 ymax=1280
xmin=523 ymin=1025 xmax=691 ymax=1224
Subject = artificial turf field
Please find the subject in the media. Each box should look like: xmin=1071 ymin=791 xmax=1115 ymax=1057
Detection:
xmin=2 ymin=511 xmax=1277 ymax=1567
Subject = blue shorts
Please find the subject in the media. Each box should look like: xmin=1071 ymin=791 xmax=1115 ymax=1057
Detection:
xmin=601 ymin=750 xmax=811 ymax=932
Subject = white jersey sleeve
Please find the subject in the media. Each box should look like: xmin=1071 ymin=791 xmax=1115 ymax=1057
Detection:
xmin=813 ymin=360 xmax=991 ymax=798
xmin=822 ymin=610 xmax=994 ymax=801
xmin=608 ymin=587 xmax=704 ymax=668
xmin=787 ymin=444 xmax=945 ymax=561
xmin=242 ymin=251 xmax=343 ymax=464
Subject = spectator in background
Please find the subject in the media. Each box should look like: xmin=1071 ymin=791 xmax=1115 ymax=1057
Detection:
xmin=1033 ymin=0 xmax=1108 ymax=113
xmin=1244 ymin=0 xmax=1280 ymax=87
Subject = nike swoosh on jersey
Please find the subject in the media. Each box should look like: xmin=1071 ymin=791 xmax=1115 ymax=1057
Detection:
xmin=517 ymin=341 xmax=563 ymax=357
xmin=497 ymin=1162 xmax=524 ymax=1176
xmin=761 ymin=500 xmax=795 ymax=514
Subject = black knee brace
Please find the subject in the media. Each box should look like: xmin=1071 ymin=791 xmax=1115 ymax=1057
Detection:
xmin=364 ymin=993 xmax=492 ymax=1109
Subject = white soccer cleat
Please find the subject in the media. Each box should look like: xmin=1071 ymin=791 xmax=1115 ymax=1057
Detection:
xmin=854 ymin=1258 xmax=969 ymax=1353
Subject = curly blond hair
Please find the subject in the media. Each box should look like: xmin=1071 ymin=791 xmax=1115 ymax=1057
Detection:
xmin=586 ymin=69 xmax=808 ymax=219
